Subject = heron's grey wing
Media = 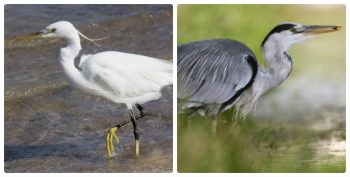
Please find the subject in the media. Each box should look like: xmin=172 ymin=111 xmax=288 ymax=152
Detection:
xmin=178 ymin=39 xmax=258 ymax=104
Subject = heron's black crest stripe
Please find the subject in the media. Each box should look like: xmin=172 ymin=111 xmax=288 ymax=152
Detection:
xmin=219 ymin=55 xmax=258 ymax=111
xmin=261 ymin=23 xmax=297 ymax=48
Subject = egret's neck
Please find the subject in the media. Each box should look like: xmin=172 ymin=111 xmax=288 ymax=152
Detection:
xmin=61 ymin=35 xmax=82 ymax=61
xmin=58 ymin=34 xmax=86 ymax=89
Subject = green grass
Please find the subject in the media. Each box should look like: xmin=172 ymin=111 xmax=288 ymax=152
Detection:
xmin=177 ymin=112 xmax=345 ymax=172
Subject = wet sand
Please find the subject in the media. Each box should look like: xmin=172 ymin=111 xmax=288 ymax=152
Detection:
xmin=5 ymin=5 xmax=173 ymax=172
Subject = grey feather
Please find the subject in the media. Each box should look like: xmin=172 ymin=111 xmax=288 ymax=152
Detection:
xmin=178 ymin=39 xmax=257 ymax=106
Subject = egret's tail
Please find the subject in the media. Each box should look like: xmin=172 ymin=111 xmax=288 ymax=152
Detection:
xmin=154 ymin=59 xmax=173 ymax=86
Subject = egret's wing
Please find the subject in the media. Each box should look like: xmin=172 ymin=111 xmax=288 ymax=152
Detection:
xmin=81 ymin=51 xmax=173 ymax=98
xmin=79 ymin=54 xmax=92 ymax=68
xmin=82 ymin=62 xmax=127 ymax=97
xmin=178 ymin=39 xmax=258 ymax=105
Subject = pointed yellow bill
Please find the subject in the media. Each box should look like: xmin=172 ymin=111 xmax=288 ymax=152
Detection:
xmin=9 ymin=32 xmax=43 ymax=43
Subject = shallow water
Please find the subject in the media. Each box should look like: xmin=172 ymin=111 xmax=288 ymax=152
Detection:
xmin=5 ymin=4 xmax=173 ymax=172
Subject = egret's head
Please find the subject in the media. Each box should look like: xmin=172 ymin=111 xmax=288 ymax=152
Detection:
xmin=9 ymin=21 xmax=78 ymax=42
xmin=40 ymin=21 xmax=77 ymax=38
xmin=10 ymin=21 xmax=104 ymax=46
xmin=261 ymin=22 xmax=341 ymax=52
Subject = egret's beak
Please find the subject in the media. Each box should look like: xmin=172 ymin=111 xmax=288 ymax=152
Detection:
xmin=292 ymin=25 xmax=342 ymax=35
xmin=9 ymin=28 xmax=55 ymax=43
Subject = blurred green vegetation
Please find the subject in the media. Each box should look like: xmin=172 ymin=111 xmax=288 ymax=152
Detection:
xmin=178 ymin=4 xmax=345 ymax=74
xmin=178 ymin=110 xmax=345 ymax=172
xmin=177 ymin=5 xmax=345 ymax=172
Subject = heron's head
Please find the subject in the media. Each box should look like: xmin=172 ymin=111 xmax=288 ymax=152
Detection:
xmin=261 ymin=22 xmax=341 ymax=53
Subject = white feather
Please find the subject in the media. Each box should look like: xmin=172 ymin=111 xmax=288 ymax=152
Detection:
xmin=45 ymin=21 xmax=172 ymax=109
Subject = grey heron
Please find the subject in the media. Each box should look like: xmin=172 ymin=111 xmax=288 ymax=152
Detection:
xmin=11 ymin=21 xmax=173 ymax=159
xmin=178 ymin=22 xmax=341 ymax=122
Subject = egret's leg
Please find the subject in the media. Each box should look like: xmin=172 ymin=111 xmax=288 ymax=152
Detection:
xmin=106 ymin=104 xmax=145 ymax=159
xmin=129 ymin=109 xmax=140 ymax=156
xmin=135 ymin=104 xmax=145 ymax=117
xmin=106 ymin=126 xmax=120 ymax=159
xmin=110 ymin=104 xmax=145 ymax=129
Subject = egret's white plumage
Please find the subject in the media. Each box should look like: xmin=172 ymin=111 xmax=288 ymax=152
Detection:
xmin=14 ymin=21 xmax=172 ymax=159
xmin=72 ymin=51 xmax=172 ymax=108
xmin=46 ymin=21 xmax=173 ymax=109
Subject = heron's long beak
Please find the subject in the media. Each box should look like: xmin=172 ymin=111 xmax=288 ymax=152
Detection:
xmin=293 ymin=25 xmax=342 ymax=35
xmin=9 ymin=29 xmax=55 ymax=43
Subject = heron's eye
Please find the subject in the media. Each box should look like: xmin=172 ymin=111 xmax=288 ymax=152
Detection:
xmin=50 ymin=28 xmax=56 ymax=33
xmin=290 ymin=28 xmax=297 ymax=34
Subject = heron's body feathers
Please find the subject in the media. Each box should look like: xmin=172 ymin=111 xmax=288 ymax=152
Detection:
xmin=178 ymin=39 xmax=257 ymax=115
xmin=178 ymin=23 xmax=340 ymax=117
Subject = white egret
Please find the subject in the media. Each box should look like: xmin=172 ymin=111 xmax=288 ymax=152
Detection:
xmin=11 ymin=21 xmax=173 ymax=159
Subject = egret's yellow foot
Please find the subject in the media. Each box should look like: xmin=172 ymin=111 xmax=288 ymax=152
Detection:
xmin=135 ymin=139 xmax=140 ymax=156
xmin=106 ymin=127 xmax=120 ymax=159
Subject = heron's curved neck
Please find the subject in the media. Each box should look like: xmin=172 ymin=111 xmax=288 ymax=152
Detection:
xmin=256 ymin=45 xmax=293 ymax=94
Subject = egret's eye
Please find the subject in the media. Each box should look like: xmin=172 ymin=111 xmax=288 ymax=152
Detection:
xmin=42 ymin=28 xmax=56 ymax=34
xmin=48 ymin=28 xmax=56 ymax=33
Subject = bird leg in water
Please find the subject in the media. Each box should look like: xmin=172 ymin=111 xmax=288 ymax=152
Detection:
xmin=129 ymin=109 xmax=140 ymax=156
xmin=111 ymin=104 xmax=145 ymax=128
xmin=135 ymin=104 xmax=145 ymax=117
xmin=106 ymin=127 xmax=120 ymax=159
xmin=106 ymin=104 xmax=145 ymax=159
